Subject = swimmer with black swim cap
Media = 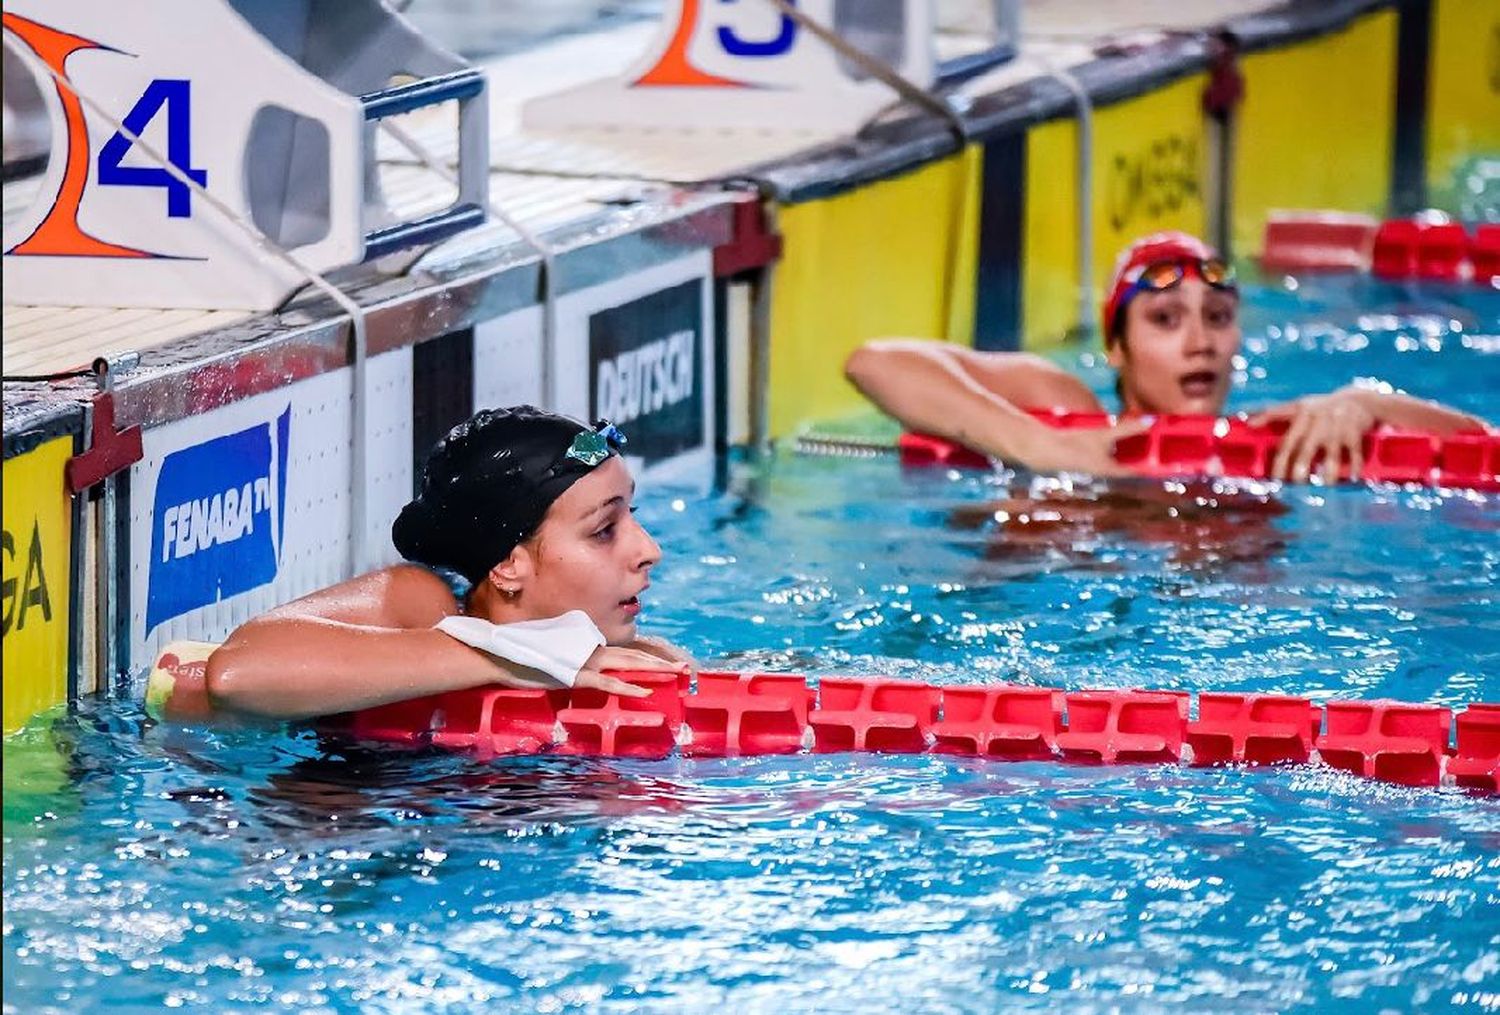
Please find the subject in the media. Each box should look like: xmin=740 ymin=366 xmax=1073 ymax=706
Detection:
xmin=205 ymin=406 xmax=688 ymax=721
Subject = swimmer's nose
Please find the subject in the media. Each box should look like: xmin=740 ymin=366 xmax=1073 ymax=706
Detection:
xmin=633 ymin=517 xmax=662 ymax=571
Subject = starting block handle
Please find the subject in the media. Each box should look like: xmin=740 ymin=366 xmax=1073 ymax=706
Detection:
xmin=358 ymin=68 xmax=484 ymax=120
xmin=365 ymin=203 xmax=484 ymax=261
xmin=358 ymin=67 xmax=489 ymax=260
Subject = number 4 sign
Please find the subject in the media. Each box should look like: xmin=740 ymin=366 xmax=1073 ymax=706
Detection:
xmin=1 ymin=1 xmax=369 ymax=310
xmin=96 ymin=79 xmax=209 ymax=220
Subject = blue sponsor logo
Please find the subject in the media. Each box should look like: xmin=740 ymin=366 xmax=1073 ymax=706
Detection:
xmin=147 ymin=407 xmax=290 ymax=632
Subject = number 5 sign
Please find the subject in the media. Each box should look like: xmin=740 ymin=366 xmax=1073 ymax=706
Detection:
xmin=524 ymin=0 xmax=935 ymax=133
xmin=2 ymin=2 xmax=366 ymax=311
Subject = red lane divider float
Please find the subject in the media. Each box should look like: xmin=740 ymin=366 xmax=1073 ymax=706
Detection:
xmin=1186 ymin=693 xmax=1320 ymax=766
xmin=809 ymin=677 xmax=939 ymax=753
xmin=558 ymin=671 xmax=689 ymax=758
xmin=930 ymin=685 xmax=1062 ymax=759
xmin=1448 ymin=705 xmax=1500 ymax=792
xmin=680 ymin=672 xmax=815 ymax=756
xmin=331 ymin=669 xmax=1497 ymax=794
xmin=1316 ymin=701 xmax=1453 ymax=788
xmin=1260 ymin=211 xmax=1500 ymax=284
xmin=898 ymin=411 xmax=1500 ymax=490
xmin=1057 ymin=690 xmax=1188 ymax=764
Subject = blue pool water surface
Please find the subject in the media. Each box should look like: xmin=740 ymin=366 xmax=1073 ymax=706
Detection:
xmin=4 ymin=278 xmax=1500 ymax=1013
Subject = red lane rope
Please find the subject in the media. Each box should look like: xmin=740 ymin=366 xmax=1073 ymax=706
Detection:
xmin=898 ymin=411 xmax=1499 ymax=489
xmin=331 ymin=674 xmax=1500 ymax=794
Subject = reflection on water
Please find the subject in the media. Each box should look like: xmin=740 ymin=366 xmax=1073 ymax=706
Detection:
xmin=948 ymin=477 xmax=1290 ymax=580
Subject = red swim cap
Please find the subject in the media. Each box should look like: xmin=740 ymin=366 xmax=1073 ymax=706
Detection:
xmin=1100 ymin=231 xmax=1218 ymax=343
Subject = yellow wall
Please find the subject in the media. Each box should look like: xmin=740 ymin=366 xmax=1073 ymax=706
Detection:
xmin=1234 ymin=10 xmax=1397 ymax=260
xmin=3 ymin=437 xmax=74 ymax=735
xmin=1426 ymin=0 xmax=1500 ymax=196
xmin=1022 ymin=74 xmax=1210 ymax=351
xmin=767 ymin=146 xmax=981 ymax=437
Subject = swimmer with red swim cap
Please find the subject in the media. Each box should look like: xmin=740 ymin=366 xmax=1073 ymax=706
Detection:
xmin=203 ymin=407 xmax=687 ymax=720
xmin=846 ymin=231 xmax=1490 ymax=481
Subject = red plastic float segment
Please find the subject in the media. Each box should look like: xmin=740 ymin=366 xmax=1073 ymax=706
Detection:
xmin=1415 ymin=222 xmax=1470 ymax=281
xmin=1186 ymin=693 xmax=1320 ymax=766
xmin=556 ymin=670 xmax=689 ymax=758
xmin=432 ymin=687 xmax=567 ymax=759
xmin=1472 ymin=224 xmax=1500 ymax=284
xmin=808 ymin=677 xmax=940 ymax=753
xmin=1448 ymin=704 xmax=1500 ymax=792
xmin=899 ymin=432 xmax=988 ymax=469
xmin=929 ymin=685 xmax=1064 ymax=759
xmin=1057 ymin=690 xmax=1189 ymax=764
xmin=348 ymin=693 xmax=445 ymax=746
xmin=681 ymin=672 xmax=813 ymax=756
xmin=1364 ymin=431 xmax=1440 ymax=484
xmin=1259 ymin=212 xmax=1377 ymax=274
xmin=1372 ymin=219 xmax=1421 ymax=280
xmin=1421 ymin=222 xmax=1473 ymax=280
xmin=1438 ymin=432 xmax=1500 ymax=490
xmin=1316 ymin=701 xmax=1452 ymax=787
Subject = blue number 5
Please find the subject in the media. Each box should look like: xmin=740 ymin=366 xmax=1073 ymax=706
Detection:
xmin=97 ymin=79 xmax=207 ymax=218
xmin=717 ymin=0 xmax=797 ymax=57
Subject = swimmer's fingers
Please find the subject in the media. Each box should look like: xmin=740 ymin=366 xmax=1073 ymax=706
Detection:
xmin=1323 ymin=420 xmax=1365 ymax=486
xmin=1290 ymin=420 xmax=1328 ymax=484
xmin=590 ymin=645 xmax=691 ymax=674
xmin=627 ymin=636 xmax=699 ymax=672
xmin=1271 ymin=408 xmax=1315 ymax=482
xmin=1248 ymin=400 xmax=1299 ymax=428
xmin=1348 ymin=436 xmax=1365 ymax=483
xmin=575 ymin=669 xmax=653 ymax=699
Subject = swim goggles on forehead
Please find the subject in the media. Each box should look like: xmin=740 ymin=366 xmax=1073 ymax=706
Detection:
xmin=1123 ymin=257 xmax=1237 ymax=295
xmin=554 ymin=420 xmax=627 ymax=472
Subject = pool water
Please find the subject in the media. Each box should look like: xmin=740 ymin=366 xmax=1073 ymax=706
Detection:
xmin=4 ymin=278 xmax=1499 ymax=1013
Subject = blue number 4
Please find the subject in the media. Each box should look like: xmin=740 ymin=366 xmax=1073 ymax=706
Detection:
xmin=97 ymin=79 xmax=207 ymax=218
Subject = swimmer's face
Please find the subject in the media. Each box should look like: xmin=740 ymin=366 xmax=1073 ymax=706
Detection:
xmin=520 ymin=457 xmax=660 ymax=644
xmin=1109 ymin=277 xmax=1240 ymax=415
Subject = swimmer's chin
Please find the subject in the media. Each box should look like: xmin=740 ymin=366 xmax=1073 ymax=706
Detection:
xmin=603 ymin=619 xmax=639 ymax=646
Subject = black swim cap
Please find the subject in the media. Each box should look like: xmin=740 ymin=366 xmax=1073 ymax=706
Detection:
xmin=392 ymin=405 xmax=626 ymax=584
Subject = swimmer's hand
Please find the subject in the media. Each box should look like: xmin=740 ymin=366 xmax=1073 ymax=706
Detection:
xmin=1253 ymin=392 xmax=1376 ymax=484
xmin=1013 ymin=415 xmax=1154 ymax=477
xmin=625 ymin=635 xmax=698 ymax=674
xmin=579 ymin=645 xmax=690 ymax=699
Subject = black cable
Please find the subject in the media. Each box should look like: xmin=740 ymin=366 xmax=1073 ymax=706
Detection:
xmin=2 ymin=369 xmax=94 ymax=383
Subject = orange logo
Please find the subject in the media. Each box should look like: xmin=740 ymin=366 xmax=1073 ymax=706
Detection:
xmin=3 ymin=12 xmax=155 ymax=258
xmin=636 ymin=0 xmax=746 ymax=87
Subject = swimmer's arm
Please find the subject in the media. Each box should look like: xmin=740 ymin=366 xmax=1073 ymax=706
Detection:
xmin=1338 ymin=383 xmax=1492 ymax=434
xmin=205 ymin=566 xmax=522 ymax=721
xmin=844 ymin=340 xmax=1143 ymax=472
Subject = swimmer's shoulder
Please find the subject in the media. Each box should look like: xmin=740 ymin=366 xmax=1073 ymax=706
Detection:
xmin=260 ymin=563 xmax=460 ymax=629
xmin=376 ymin=564 xmax=463 ymax=627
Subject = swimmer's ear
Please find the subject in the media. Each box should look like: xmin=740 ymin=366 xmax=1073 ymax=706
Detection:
xmin=486 ymin=544 xmax=536 ymax=594
xmin=1105 ymin=335 xmax=1126 ymax=370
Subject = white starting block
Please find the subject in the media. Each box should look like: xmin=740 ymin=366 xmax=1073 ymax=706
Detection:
xmin=1 ymin=0 xmax=488 ymax=311
xmin=522 ymin=0 xmax=939 ymax=135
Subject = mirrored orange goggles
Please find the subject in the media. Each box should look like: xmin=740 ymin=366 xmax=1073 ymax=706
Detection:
xmin=1128 ymin=257 xmax=1237 ymax=293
